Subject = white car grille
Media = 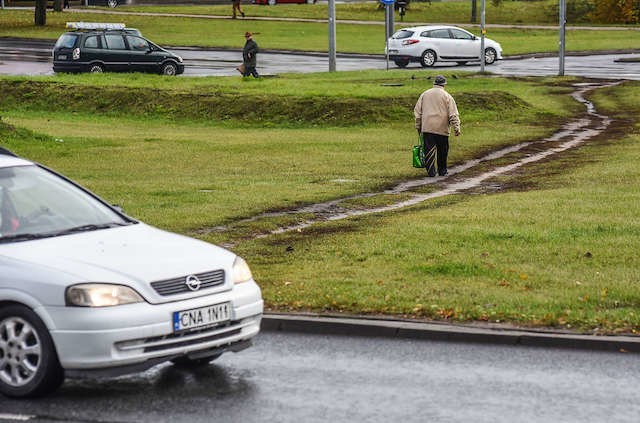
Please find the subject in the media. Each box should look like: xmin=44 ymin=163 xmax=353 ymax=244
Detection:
xmin=150 ymin=269 xmax=225 ymax=296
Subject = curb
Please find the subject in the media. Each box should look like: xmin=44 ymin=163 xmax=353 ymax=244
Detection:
xmin=261 ymin=313 xmax=640 ymax=353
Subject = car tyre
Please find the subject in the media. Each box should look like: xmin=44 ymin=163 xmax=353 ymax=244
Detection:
xmin=484 ymin=47 xmax=497 ymax=65
xmin=89 ymin=64 xmax=104 ymax=74
xmin=394 ymin=59 xmax=409 ymax=68
xmin=456 ymin=61 xmax=467 ymax=66
xmin=107 ymin=0 xmax=117 ymax=7
xmin=171 ymin=354 xmax=222 ymax=367
xmin=161 ymin=62 xmax=178 ymax=76
xmin=0 ymin=305 xmax=64 ymax=398
xmin=420 ymin=49 xmax=436 ymax=67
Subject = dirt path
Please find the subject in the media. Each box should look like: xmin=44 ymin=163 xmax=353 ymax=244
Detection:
xmin=209 ymin=81 xmax=619 ymax=246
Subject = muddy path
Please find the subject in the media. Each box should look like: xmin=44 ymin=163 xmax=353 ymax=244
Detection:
xmin=206 ymin=81 xmax=620 ymax=246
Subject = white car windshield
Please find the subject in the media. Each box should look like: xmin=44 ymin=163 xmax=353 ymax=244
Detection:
xmin=0 ymin=165 xmax=131 ymax=242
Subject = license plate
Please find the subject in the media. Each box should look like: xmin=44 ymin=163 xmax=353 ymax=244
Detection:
xmin=58 ymin=55 xmax=67 ymax=60
xmin=173 ymin=302 xmax=230 ymax=332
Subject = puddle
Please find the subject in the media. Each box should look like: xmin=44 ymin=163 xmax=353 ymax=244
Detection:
xmin=207 ymin=81 xmax=620 ymax=243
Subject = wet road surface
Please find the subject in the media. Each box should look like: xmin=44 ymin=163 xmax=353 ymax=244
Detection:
xmin=0 ymin=38 xmax=639 ymax=79
xmin=1 ymin=331 xmax=639 ymax=423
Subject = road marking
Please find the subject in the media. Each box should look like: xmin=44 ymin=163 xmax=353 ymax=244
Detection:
xmin=0 ymin=414 xmax=35 ymax=421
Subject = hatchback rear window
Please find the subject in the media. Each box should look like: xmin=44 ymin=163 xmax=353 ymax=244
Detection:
xmin=392 ymin=30 xmax=414 ymax=40
xmin=54 ymin=34 xmax=78 ymax=49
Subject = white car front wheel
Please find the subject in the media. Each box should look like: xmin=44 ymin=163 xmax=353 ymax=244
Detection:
xmin=0 ymin=306 xmax=64 ymax=398
xmin=484 ymin=47 xmax=497 ymax=65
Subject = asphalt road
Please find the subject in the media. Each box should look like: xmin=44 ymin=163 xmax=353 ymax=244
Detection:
xmin=0 ymin=38 xmax=639 ymax=79
xmin=0 ymin=331 xmax=639 ymax=423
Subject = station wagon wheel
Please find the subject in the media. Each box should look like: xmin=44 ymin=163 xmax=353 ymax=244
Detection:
xmin=420 ymin=49 xmax=436 ymax=67
xmin=107 ymin=0 xmax=117 ymax=7
xmin=161 ymin=62 xmax=178 ymax=76
xmin=0 ymin=305 xmax=64 ymax=398
xmin=484 ymin=47 xmax=497 ymax=65
xmin=394 ymin=59 xmax=409 ymax=68
xmin=267 ymin=0 xmax=276 ymax=5
xmin=89 ymin=64 xmax=104 ymax=74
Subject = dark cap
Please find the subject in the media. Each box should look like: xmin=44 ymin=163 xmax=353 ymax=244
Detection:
xmin=434 ymin=75 xmax=447 ymax=86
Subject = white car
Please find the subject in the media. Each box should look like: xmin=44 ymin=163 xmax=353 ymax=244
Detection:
xmin=0 ymin=148 xmax=263 ymax=398
xmin=386 ymin=25 xmax=503 ymax=68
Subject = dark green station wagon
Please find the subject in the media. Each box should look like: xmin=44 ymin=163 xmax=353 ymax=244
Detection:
xmin=53 ymin=22 xmax=185 ymax=76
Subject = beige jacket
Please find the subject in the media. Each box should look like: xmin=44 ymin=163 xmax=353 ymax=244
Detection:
xmin=414 ymin=85 xmax=461 ymax=136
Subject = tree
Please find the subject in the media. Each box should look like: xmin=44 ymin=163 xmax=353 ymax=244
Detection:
xmin=34 ymin=0 xmax=46 ymax=26
xmin=591 ymin=0 xmax=639 ymax=23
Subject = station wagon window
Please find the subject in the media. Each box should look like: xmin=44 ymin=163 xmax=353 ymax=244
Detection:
xmin=105 ymin=34 xmax=126 ymax=50
xmin=450 ymin=29 xmax=474 ymax=40
xmin=126 ymin=35 xmax=149 ymax=51
xmin=83 ymin=35 xmax=101 ymax=49
xmin=54 ymin=34 xmax=78 ymax=49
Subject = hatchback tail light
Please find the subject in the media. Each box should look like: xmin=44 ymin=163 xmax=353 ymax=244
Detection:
xmin=402 ymin=39 xmax=420 ymax=46
xmin=72 ymin=48 xmax=80 ymax=60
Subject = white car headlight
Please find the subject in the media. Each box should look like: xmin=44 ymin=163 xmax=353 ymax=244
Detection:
xmin=66 ymin=283 xmax=144 ymax=307
xmin=233 ymin=256 xmax=253 ymax=284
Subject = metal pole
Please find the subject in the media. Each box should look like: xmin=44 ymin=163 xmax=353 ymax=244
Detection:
xmin=386 ymin=3 xmax=394 ymax=39
xmin=480 ymin=0 xmax=486 ymax=72
xmin=1 ymin=0 xmax=4 ymax=10
xmin=328 ymin=0 xmax=336 ymax=72
xmin=559 ymin=0 xmax=566 ymax=76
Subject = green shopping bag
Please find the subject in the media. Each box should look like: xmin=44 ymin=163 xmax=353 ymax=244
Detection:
xmin=412 ymin=133 xmax=425 ymax=168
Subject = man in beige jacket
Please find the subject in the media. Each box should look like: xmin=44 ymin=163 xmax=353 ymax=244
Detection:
xmin=414 ymin=75 xmax=461 ymax=177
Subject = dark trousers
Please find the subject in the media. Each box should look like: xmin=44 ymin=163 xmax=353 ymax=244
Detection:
xmin=422 ymin=132 xmax=449 ymax=176
xmin=243 ymin=65 xmax=259 ymax=78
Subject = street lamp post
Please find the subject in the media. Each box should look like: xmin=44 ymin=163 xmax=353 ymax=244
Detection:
xmin=559 ymin=0 xmax=566 ymax=76
xmin=328 ymin=0 xmax=336 ymax=72
xmin=480 ymin=0 xmax=486 ymax=72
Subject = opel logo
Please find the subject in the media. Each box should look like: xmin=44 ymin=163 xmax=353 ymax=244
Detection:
xmin=185 ymin=275 xmax=202 ymax=291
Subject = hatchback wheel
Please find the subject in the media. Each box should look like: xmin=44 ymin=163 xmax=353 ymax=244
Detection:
xmin=420 ymin=50 xmax=436 ymax=67
xmin=161 ymin=62 xmax=177 ymax=76
xmin=0 ymin=305 xmax=64 ymax=398
xmin=394 ymin=59 xmax=409 ymax=68
xmin=89 ymin=64 xmax=104 ymax=74
xmin=484 ymin=47 xmax=497 ymax=65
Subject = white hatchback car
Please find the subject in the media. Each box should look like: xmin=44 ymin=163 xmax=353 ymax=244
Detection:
xmin=386 ymin=25 xmax=503 ymax=68
xmin=0 ymin=148 xmax=263 ymax=398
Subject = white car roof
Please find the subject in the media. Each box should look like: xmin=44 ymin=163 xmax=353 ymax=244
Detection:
xmin=400 ymin=25 xmax=464 ymax=32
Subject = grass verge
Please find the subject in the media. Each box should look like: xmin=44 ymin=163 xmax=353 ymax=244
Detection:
xmin=1 ymin=8 xmax=639 ymax=55
xmin=1 ymin=72 xmax=637 ymax=333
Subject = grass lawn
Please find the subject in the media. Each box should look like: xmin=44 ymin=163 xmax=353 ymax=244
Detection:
xmin=1 ymin=7 xmax=639 ymax=55
xmin=1 ymin=71 xmax=638 ymax=334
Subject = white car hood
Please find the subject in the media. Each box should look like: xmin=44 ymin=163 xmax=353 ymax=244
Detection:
xmin=0 ymin=223 xmax=235 ymax=288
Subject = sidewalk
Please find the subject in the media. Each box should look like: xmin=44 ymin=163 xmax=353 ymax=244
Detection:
xmin=262 ymin=313 xmax=640 ymax=353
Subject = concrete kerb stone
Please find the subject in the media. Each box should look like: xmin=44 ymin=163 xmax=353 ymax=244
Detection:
xmin=261 ymin=313 xmax=640 ymax=353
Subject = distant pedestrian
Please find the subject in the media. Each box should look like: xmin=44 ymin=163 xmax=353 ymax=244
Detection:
xmin=413 ymin=75 xmax=460 ymax=177
xmin=242 ymin=32 xmax=259 ymax=78
xmin=64 ymin=0 xmax=70 ymax=8
xmin=232 ymin=0 xmax=245 ymax=19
